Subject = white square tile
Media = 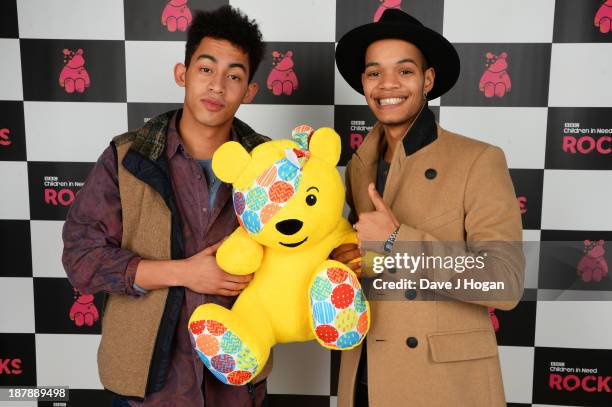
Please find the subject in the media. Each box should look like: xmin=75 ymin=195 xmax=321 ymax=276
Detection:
xmin=334 ymin=61 xmax=367 ymax=106
xmin=443 ymin=0 xmax=555 ymax=43
xmin=125 ymin=41 xmax=185 ymax=103
xmin=236 ymin=104 xmax=334 ymax=140
xmin=267 ymin=342 xmax=330 ymax=395
xmin=31 ymin=220 xmax=66 ymax=278
xmin=0 ymin=162 xmax=30 ymax=220
xmin=498 ymin=345 xmax=534 ymax=404
xmin=17 ymin=0 xmax=125 ymax=40
xmin=0 ymin=39 xmax=23 ymax=100
xmin=35 ymin=333 xmax=103 ymax=389
xmin=541 ymin=170 xmax=612 ymax=231
xmin=24 ymin=102 xmax=127 ymax=162
xmin=535 ymin=301 xmax=612 ymax=348
xmin=0 ymin=277 xmax=35 ymax=333
xmin=439 ymin=107 xmax=547 ymax=169
xmin=230 ymin=0 xmax=335 ymax=42
xmin=549 ymin=43 xmax=612 ymax=107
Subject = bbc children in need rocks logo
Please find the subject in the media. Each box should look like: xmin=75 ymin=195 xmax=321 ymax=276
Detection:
xmin=549 ymin=361 xmax=611 ymax=393
xmin=562 ymin=122 xmax=611 ymax=156
xmin=43 ymin=175 xmax=83 ymax=207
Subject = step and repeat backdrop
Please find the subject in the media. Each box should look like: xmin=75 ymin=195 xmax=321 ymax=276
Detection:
xmin=1 ymin=0 xmax=611 ymax=406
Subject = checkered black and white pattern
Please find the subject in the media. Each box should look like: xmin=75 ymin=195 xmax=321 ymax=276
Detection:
xmin=1 ymin=1 xmax=611 ymax=406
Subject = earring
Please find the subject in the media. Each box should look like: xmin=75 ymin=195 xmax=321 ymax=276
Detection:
xmin=423 ymin=91 xmax=428 ymax=101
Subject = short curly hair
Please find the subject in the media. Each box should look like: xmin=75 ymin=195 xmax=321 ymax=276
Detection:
xmin=185 ymin=6 xmax=265 ymax=82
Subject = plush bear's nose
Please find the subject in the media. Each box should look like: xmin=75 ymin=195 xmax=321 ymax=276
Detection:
xmin=275 ymin=219 xmax=303 ymax=235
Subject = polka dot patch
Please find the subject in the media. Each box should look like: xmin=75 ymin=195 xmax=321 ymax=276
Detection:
xmin=228 ymin=370 xmax=252 ymax=385
xmin=357 ymin=312 xmax=369 ymax=335
xmin=232 ymin=146 xmax=307 ymax=235
xmin=233 ymin=192 xmax=245 ymax=216
xmin=246 ymin=186 xmax=268 ymax=211
xmin=189 ymin=320 xmax=206 ymax=335
xmin=315 ymin=325 xmax=339 ymax=343
xmin=334 ymin=309 xmax=358 ymax=333
xmin=269 ymin=181 xmax=294 ymax=203
xmin=312 ymin=301 xmax=336 ymax=324
xmin=310 ymin=276 xmax=333 ymax=301
xmin=259 ymin=203 xmax=281 ymax=224
xmin=278 ymin=161 xmax=298 ymax=181
xmin=191 ymin=318 xmax=260 ymax=386
xmin=309 ymin=265 xmax=370 ymax=350
xmin=337 ymin=331 xmax=361 ymax=348
xmin=331 ymin=284 xmax=354 ymax=309
xmin=354 ymin=290 xmax=367 ymax=313
xmin=220 ymin=331 xmax=242 ymax=354
xmin=205 ymin=320 xmax=227 ymax=336
xmin=211 ymin=354 xmax=235 ymax=374
xmin=327 ymin=267 xmax=348 ymax=284
xmin=256 ymin=166 xmax=277 ymax=187
xmin=242 ymin=210 xmax=261 ymax=234
xmin=291 ymin=125 xmax=313 ymax=149
xmin=196 ymin=334 xmax=219 ymax=356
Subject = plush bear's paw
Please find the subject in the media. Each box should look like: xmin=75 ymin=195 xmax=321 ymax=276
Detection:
xmin=309 ymin=262 xmax=370 ymax=350
xmin=189 ymin=319 xmax=259 ymax=385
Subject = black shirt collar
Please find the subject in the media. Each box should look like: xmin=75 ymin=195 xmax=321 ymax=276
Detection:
xmin=401 ymin=104 xmax=438 ymax=156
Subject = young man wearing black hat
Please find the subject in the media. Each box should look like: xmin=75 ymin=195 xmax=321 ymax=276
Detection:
xmin=331 ymin=9 xmax=524 ymax=407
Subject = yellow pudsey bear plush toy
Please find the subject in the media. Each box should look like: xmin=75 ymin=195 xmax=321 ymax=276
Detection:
xmin=188 ymin=125 xmax=370 ymax=385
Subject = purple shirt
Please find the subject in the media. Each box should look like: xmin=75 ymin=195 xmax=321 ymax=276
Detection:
xmin=62 ymin=112 xmax=264 ymax=406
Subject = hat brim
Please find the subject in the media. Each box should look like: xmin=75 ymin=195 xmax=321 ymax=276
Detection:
xmin=335 ymin=21 xmax=460 ymax=100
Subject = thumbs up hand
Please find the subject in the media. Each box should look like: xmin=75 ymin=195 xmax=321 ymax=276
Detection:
xmin=354 ymin=183 xmax=400 ymax=243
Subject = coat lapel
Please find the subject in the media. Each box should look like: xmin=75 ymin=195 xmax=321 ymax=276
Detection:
xmin=351 ymin=106 xmax=439 ymax=213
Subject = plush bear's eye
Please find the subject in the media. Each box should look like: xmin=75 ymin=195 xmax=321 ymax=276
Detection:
xmin=306 ymin=194 xmax=317 ymax=206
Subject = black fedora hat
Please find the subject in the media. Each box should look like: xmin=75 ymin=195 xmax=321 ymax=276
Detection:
xmin=335 ymin=9 xmax=460 ymax=100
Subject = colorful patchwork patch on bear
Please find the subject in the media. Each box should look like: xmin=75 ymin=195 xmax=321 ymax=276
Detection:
xmin=231 ymin=125 xmax=315 ymax=235
xmin=291 ymin=124 xmax=314 ymax=150
xmin=189 ymin=319 xmax=258 ymax=385
xmin=309 ymin=267 xmax=369 ymax=350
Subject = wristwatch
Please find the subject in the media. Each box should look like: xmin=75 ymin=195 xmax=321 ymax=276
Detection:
xmin=383 ymin=227 xmax=400 ymax=253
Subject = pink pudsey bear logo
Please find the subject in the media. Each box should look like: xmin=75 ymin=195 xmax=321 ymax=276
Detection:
xmin=69 ymin=289 xmax=99 ymax=327
xmin=595 ymin=0 xmax=612 ymax=33
xmin=374 ymin=0 xmax=402 ymax=22
xmin=161 ymin=0 xmax=193 ymax=33
xmin=59 ymin=48 xmax=90 ymax=94
xmin=267 ymin=50 xmax=298 ymax=96
xmin=577 ymin=240 xmax=608 ymax=283
xmin=479 ymin=52 xmax=511 ymax=98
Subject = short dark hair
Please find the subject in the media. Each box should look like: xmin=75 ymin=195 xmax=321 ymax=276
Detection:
xmin=185 ymin=6 xmax=265 ymax=82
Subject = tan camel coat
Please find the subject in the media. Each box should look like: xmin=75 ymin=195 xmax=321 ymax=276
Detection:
xmin=337 ymin=121 xmax=524 ymax=407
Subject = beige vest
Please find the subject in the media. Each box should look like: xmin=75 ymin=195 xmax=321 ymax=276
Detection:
xmin=97 ymin=139 xmax=271 ymax=398
xmin=97 ymin=140 xmax=173 ymax=397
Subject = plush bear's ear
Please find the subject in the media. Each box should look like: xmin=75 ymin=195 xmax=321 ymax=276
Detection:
xmin=212 ymin=141 xmax=251 ymax=183
xmin=309 ymin=127 xmax=341 ymax=167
